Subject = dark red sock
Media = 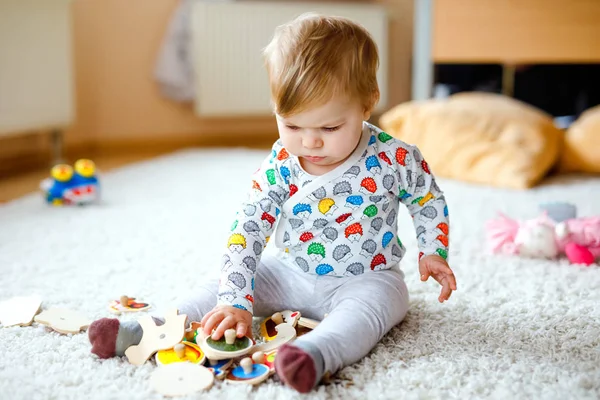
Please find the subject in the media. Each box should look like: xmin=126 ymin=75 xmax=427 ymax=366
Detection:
xmin=275 ymin=343 xmax=317 ymax=393
xmin=88 ymin=318 xmax=120 ymax=359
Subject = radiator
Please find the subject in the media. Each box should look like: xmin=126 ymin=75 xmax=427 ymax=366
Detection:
xmin=0 ymin=0 xmax=74 ymax=136
xmin=190 ymin=2 xmax=388 ymax=117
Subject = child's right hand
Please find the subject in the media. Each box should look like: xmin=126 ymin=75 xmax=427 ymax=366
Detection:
xmin=200 ymin=304 xmax=253 ymax=340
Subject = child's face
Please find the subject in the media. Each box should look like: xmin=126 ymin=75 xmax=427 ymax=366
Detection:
xmin=276 ymin=96 xmax=369 ymax=176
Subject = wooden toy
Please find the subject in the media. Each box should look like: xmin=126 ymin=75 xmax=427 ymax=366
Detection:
xmin=125 ymin=309 xmax=187 ymax=366
xmin=155 ymin=341 xmax=205 ymax=366
xmin=34 ymin=308 xmax=90 ymax=334
xmin=225 ymin=357 xmax=270 ymax=385
xmin=108 ymin=296 xmax=151 ymax=315
xmin=253 ymin=350 xmax=277 ymax=376
xmin=205 ymin=358 xmax=233 ymax=379
xmin=297 ymin=317 xmax=320 ymax=330
xmin=150 ymin=363 xmax=214 ymax=396
xmin=259 ymin=310 xmax=301 ymax=342
xmin=197 ymin=328 xmax=254 ymax=361
xmin=0 ymin=296 xmax=42 ymax=327
xmin=184 ymin=321 xmax=202 ymax=343
xmin=253 ymin=323 xmax=297 ymax=354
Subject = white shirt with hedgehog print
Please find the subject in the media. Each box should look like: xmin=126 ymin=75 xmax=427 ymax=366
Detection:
xmin=217 ymin=122 xmax=450 ymax=313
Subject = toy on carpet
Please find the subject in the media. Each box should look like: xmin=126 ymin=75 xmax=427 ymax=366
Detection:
xmin=225 ymin=356 xmax=270 ymax=385
xmin=118 ymin=308 xmax=322 ymax=393
xmin=40 ymin=158 xmax=100 ymax=206
xmin=197 ymin=327 xmax=255 ymax=361
xmin=150 ymin=362 xmax=214 ymax=396
xmin=34 ymin=308 xmax=90 ymax=334
xmin=0 ymin=296 xmax=42 ymax=327
xmin=486 ymin=202 xmax=600 ymax=265
xmin=259 ymin=310 xmax=300 ymax=341
xmin=108 ymin=295 xmax=151 ymax=315
xmin=125 ymin=309 xmax=187 ymax=366
xmin=155 ymin=341 xmax=205 ymax=366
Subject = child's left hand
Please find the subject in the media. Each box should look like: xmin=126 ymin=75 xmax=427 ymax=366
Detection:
xmin=419 ymin=254 xmax=457 ymax=303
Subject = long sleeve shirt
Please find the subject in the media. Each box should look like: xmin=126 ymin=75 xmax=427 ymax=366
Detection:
xmin=217 ymin=122 xmax=450 ymax=313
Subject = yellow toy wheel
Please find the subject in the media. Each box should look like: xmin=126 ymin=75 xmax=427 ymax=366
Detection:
xmin=50 ymin=164 xmax=73 ymax=182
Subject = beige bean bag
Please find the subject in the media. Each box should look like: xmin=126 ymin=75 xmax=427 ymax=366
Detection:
xmin=379 ymin=92 xmax=563 ymax=189
xmin=559 ymin=105 xmax=600 ymax=174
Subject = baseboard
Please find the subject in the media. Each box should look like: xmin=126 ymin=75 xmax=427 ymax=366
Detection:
xmin=0 ymin=131 xmax=279 ymax=178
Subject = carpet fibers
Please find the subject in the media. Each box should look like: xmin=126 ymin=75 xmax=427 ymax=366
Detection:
xmin=1 ymin=148 xmax=599 ymax=400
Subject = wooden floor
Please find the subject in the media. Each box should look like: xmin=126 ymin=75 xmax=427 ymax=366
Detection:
xmin=0 ymin=153 xmax=160 ymax=203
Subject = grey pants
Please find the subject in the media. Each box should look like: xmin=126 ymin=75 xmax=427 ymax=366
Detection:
xmin=176 ymin=253 xmax=410 ymax=375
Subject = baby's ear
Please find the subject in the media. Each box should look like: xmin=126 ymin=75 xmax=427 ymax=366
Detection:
xmin=363 ymin=109 xmax=371 ymax=121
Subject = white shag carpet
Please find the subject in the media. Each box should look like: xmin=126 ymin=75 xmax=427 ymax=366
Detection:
xmin=1 ymin=148 xmax=600 ymax=400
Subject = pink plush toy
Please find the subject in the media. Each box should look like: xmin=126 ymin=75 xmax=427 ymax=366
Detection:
xmin=486 ymin=203 xmax=600 ymax=266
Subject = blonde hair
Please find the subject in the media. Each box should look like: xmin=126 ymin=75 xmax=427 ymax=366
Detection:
xmin=263 ymin=13 xmax=380 ymax=117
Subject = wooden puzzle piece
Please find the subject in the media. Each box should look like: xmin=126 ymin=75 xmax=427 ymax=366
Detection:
xmin=253 ymin=323 xmax=296 ymax=354
xmin=205 ymin=358 xmax=233 ymax=379
xmin=0 ymin=296 xmax=42 ymax=327
xmin=259 ymin=310 xmax=301 ymax=342
xmin=34 ymin=308 xmax=90 ymax=334
xmin=108 ymin=295 xmax=151 ymax=315
xmin=125 ymin=309 xmax=187 ymax=366
xmin=155 ymin=341 xmax=205 ymax=366
xmin=197 ymin=328 xmax=254 ymax=361
xmin=252 ymin=350 xmax=277 ymax=376
xmin=225 ymin=357 xmax=270 ymax=385
xmin=150 ymin=363 xmax=214 ymax=396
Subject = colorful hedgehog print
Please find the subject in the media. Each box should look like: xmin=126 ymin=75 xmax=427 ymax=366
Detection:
xmin=378 ymin=151 xmax=392 ymax=165
xmin=265 ymin=169 xmax=277 ymax=185
xmin=382 ymin=232 xmax=394 ymax=248
xmin=378 ymin=131 xmax=393 ymax=144
xmin=370 ymin=254 xmax=387 ymax=271
xmin=261 ymin=212 xmax=276 ymax=229
xmin=228 ymin=234 xmax=247 ymax=253
xmin=362 ymin=204 xmax=378 ymax=219
xmin=217 ymin=123 xmax=450 ymax=307
xmin=307 ymin=242 xmax=326 ymax=261
xmin=365 ymin=155 xmax=382 ymax=175
xmin=346 ymin=195 xmax=364 ymax=209
xmin=360 ymin=177 xmax=377 ymax=194
xmin=277 ymin=148 xmax=289 ymax=160
xmin=315 ymin=264 xmax=334 ymax=276
xmin=280 ymin=166 xmax=291 ymax=184
xmin=318 ymin=198 xmax=338 ymax=216
xmin=336 ymin=213 xmax=354 ymax=226
xmin=293 ymin=203 xmax=312 ymax=219
xmin=345 ymin=223 xmax=363 ymax=243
